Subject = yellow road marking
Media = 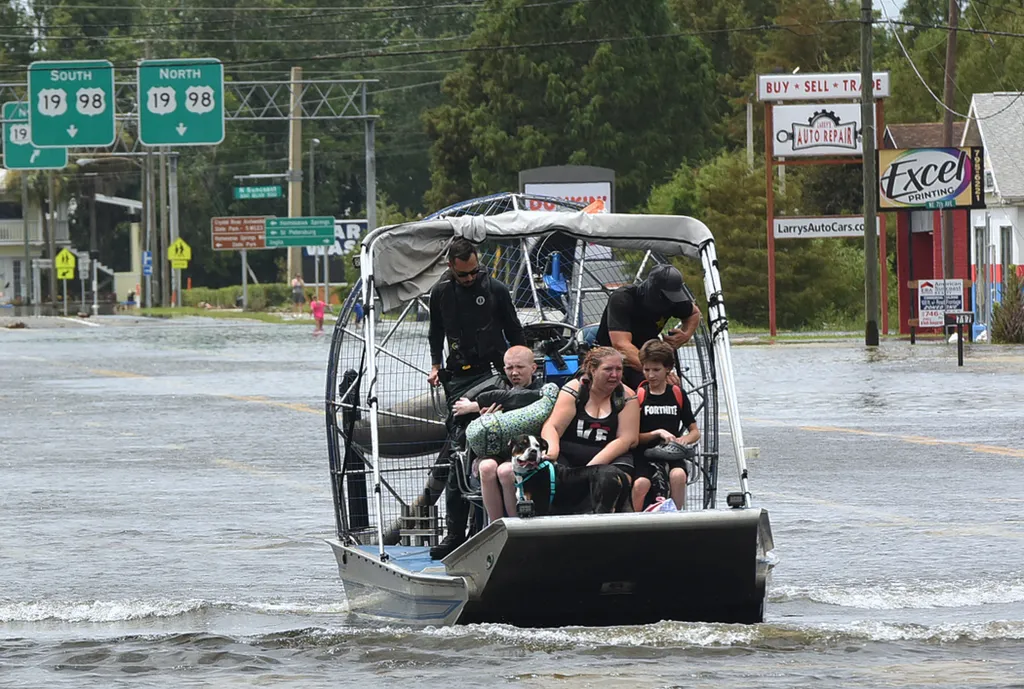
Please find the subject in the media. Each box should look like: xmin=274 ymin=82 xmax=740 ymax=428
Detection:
xmin=88 ymin=368 xmax=148 ymax=378
xmin=220 ymin=394 xmax=320 ymax=415
xmin=741 ymin=416 xmax=1024 ymax=459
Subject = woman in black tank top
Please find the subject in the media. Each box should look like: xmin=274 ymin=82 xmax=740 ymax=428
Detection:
xmin=541 ymin=347 xmax=640 ymax=472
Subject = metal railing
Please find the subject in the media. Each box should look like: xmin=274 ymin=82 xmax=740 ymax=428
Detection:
xmin=0 ymin=219 xmax=70 ymax=245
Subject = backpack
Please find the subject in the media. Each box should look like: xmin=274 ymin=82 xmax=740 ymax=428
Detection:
xmin=636 ymin=380 xmax=684 ymax=408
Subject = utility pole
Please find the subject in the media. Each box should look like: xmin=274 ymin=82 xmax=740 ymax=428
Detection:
xmin=861 ymin=0 xmax=880 ymax=346
xmin=309 ymin=137 xmax=320 ymax=295
xmin=159 ymin=148 xmax=169 ymax=306
xmin=746 ymin=98 xmax=754 ymax=170
xmin=145 ymin=151 xmax=155 ymax=308
xmin=90 ymin=176 xmax=98 ymax=315
xmin=940 ymin=0 xmax=960 ymax=279
xmin=47 ymin=171 xmax=57 ymax=308
xmin=364 ymin=84 xmax=377 ymax=232
xmin=287 ymin=66 xmax=303 ymax=281
xmin=21 ymin=175 xmax=31 ymax=305
xmin=169 ymin=153 xmax=180 ymax=307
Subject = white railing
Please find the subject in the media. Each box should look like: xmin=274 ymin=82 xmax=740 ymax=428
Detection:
xmin=0 ymin=219 xmax=70 ymax=245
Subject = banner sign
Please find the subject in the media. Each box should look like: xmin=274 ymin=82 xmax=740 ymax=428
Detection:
xmin=917 ymin=279 xmax=964 ymax=328
xmin=774 ymin=216 xmax=879 ymax=239
xmin=523 ymin=181 xmax=612 ymax=259
xmin=304 ymin=219 xmax=370 ymax=257
xmin=878 ymin=148 xmax=985 ymax=210
xmin=773 ymin=104 xmax=868 ymax=157
xmin=758 ymin=72 xmax=890 ymax=101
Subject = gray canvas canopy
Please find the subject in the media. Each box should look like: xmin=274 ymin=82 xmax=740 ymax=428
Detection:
xmin=365 ymin=210 xmax=715 ymax=312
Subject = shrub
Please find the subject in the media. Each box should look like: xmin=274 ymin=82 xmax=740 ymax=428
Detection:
xmin=992 ymin=267 xmax=1024 ymax=344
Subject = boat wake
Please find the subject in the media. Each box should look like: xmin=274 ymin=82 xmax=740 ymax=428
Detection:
xmin=770 ymin=576 xmax=1024 ymax=609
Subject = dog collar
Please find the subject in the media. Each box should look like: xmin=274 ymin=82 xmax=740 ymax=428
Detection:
xmin=515 ymin=460 xmax=556 ymax=507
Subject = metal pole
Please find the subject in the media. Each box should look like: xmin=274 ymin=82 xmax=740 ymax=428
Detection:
xmin=364 ymin=84 xmax=377 ymax=232
xmin=159 ymin=148 xmax=169 ymax=307
xmin=940 ymin=0 xmax=960 ymax=280
xmin=169 ymin=153 xmax=180 ymax=307
xmin=241 ymin=248 xmax=248 ymax=309
xmin=62 ymin=278 xmax=67 ymax=316
xmin=861 ymin=0 xmax=880 ymax=346
xmin=21 ymin=175 xmax=31 ymax=305
xmin=145 ymin=151 xmax=154 ymax=309
xmin=908 ymin=219 xmax=916 ymax=345
xmin=287 ymin=66 xmax=303 ymax=279
xmin=310 ymin=138 xmax=318 ymax=295
xmin=764 ymin=103 xmax=777 ymax=337
xmin=876 ymin=100 xmax=888 ymax=335
xmin=47 ymin=171 xmax=57 ymax=308
xmin=90 ymin=176 xmax=98 ymax=315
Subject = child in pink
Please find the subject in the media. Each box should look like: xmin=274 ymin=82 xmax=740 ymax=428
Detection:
xmin=310 ymin=296 xmax=326 ymax=332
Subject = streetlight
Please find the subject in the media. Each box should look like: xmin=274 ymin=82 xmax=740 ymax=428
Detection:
xmin=309 ymin=138 xmax=322 ymax=297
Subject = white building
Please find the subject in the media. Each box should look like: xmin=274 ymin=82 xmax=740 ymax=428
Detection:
xmin=0 ymin=169 xmax=70 ymax=304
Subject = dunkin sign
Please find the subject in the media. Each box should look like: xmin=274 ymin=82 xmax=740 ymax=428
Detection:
xmin=878 ymin=148 xmax=985 ymax=210
xmin=522 ymin=181 xmax=611 ymax=213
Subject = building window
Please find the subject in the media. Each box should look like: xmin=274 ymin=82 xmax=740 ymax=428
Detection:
xmin=910 ymin=211 xmax=934 ymax=233
xmin=1002 ymin=226 xmax=1012 ymax=285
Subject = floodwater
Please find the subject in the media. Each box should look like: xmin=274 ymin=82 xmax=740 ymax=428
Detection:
xmin=2 ymin=316 xmax=1023 ymax=688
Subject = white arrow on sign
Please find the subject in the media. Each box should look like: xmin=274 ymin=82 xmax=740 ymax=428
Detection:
xmin=176 ymin=123 xmax=187 ymax=136
xmin=29 ymin=149 xmax=40 ymax=163
xmin=67 ymin=124 xmax=78 ymax=138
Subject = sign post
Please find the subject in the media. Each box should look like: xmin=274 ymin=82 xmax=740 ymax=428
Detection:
xmin=168 ymin=237 xmax=191 ymax=270
xmin=944 ymin=311 xmax=974 ymax=367
xmin=2 ymin=102 xmax=68 ymax=169
xmin=28 ymin=60 xmax=116 ymax=147
xmin=138 ymin=58 xmax=224 ymax=146
xmin=234 ymin=185 xmax=283 ymax=200
xmin=55 ymin=248 xmax=75 ymax=316
xmin=265 ymin=217 xmax=334 ymax=247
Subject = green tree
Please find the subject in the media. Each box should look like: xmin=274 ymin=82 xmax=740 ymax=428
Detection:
xmin=424 ymin=0 xmax=718 ymax=212
xmin=649 ymin=150 xmax=864 ymax=328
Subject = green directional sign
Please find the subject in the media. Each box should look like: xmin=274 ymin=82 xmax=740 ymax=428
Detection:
xmin=265 ymin=216 xmax=334 ymax=247
xmin=2 ymin=102 xmax=67 ymax=170
xmin=28 ymin=60 xmax=115 ymax=147
xmin=138 ymin=58 xmax=224 ymax=146
xmin=234 ymin=185 xmax=283 ymax=200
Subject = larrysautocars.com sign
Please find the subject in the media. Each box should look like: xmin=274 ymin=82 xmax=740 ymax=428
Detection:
xmin=878 ymin=147 xmax=985 ymax=210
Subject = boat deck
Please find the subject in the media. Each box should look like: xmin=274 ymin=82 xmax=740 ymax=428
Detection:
xmin=357 ymin=545 xmax=447 ymax=574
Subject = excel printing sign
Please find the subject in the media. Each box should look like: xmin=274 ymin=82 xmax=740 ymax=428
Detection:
xmin=878 ymin=148 xmax=985 ymax=210
xmin=28 ymin=60 xmax=115 ymax=147
xmin=2 ymin=102 xmax=67 ymax=170
xmin=138 ymin=58 xmax=224 ymax=146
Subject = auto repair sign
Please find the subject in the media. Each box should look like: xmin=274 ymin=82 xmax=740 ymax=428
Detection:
xmin=878 ymin=148 xmax=985 ymax=210
xmin=773 ymin=104 xmax=867 ymax=157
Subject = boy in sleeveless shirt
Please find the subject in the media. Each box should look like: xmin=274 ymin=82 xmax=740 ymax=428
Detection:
xmin=632 ymin=339 xmax=700 ymax=511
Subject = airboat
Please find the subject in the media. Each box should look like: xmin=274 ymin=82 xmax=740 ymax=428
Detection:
xmin=325 ymin=193 xmax=774 ymax=627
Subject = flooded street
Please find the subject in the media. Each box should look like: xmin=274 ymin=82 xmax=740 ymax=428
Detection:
xmin=2 ymin=316 xmax=1023 ymax=687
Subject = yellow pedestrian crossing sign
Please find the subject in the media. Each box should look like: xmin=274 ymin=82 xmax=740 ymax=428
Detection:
xmin=55 ymin=248 xmax=76 ymax=280
xmin=168 ymin=238 xmax=191 ymax=266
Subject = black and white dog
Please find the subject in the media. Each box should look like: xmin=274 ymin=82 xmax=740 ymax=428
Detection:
xmin=508 ymin=434 xmax=631 ymax=516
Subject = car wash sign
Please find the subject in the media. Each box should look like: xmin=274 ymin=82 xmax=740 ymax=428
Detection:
xmin=878 ymin=148 xmax=985 ymax=210
xmin=773 ymin=104 xmax=867 ymax=157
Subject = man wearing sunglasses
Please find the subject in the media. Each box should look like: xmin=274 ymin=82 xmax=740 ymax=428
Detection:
xmin=595 ymin=264 xmax=702 ymax=390
xmin=427 ymin=238 xmax=526 ymax=559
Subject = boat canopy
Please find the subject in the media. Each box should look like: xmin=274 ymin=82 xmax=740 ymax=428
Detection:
xmin=367 ymin=210 xmax=715 ymax=312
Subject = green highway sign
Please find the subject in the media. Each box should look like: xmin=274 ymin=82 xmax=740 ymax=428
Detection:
xmin=28 ymin=60 xmax=115 ymax=147
xmin=138 ymin=58 xmax=224 ymax=146
xmin=234 ymin=185 xmax=283 ymax=200
xmin=2 ymin=102 xmax=67 ymax=170
xmin=265 ymin=216 xmax=334 ymax=247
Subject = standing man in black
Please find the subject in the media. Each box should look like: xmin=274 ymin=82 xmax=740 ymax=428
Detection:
xmin=427 ymin=238 xmax=525 ymax=559
xmin=595 ymin=264 xmax=702 ymax=390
